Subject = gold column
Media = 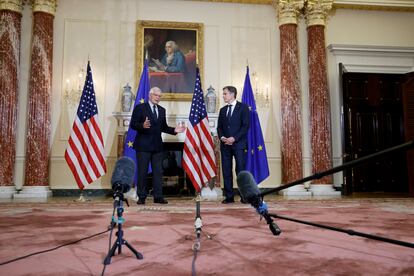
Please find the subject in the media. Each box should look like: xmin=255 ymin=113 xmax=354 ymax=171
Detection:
xmin=23 ymin=0 xmax=56 ymax=191
xmin=305 ymin=0 xmax=333 ymax=184
xmin=273 ymin=0 xmax=304 ymax=183
xmin=0 ymin=0 xmax=23 ymax=194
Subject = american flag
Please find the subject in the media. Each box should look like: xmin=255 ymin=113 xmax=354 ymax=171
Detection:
xmin=65 ymin=61 xmax=107 ymax=189
xmin=183 ymin=68 xmax=216 ymax=192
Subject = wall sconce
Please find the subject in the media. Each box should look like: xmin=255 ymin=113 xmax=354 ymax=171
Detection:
xmin=252 ymin=71 xmax=270 ymax=108
xmin=63 ymin=67 xmax=85 ymax=107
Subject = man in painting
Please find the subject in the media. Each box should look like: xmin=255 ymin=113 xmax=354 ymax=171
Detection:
xmin=151 ymin=40 xmax=186 ymax=73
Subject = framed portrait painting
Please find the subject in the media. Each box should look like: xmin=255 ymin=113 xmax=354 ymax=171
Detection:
xmin=136 ymin=20 xmax=204 ymax=101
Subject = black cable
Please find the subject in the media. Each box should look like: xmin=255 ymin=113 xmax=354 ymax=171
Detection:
xmin=101 ymin=201 xmax=117 ymax=276
xmin=268 ymin=212 xmax=414 ymax=249
xmin=191 ymin=247 xmax=198 ymax=276
xmin=0 ymin=228 xmax=110 ymax=266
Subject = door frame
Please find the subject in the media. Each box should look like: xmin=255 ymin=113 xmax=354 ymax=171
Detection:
xmin=327 ymin=44 xmax=414 ymax=191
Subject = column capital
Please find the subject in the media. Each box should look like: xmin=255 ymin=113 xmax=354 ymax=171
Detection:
xmin=0 ymin=0 xmax=23 ymax=13
xmin=305 ymin=0 xmax=333 ymax=27
xmin=273 ymin=0 xmax=304 ymax=26
xmin=32 ymin=0 xmax=56 ymax=15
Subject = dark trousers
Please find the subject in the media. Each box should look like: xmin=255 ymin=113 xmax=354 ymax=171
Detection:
xmin=220 ymin=146 xmax=246 ymax=200
xmin=136 ymin=151 xmax=164 ymax=200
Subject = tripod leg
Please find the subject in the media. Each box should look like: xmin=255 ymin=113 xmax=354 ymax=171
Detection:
xmin=103 ymin=241 xmax=119 ymax=265
xmin=123 ymin=239 xmax=144 ymax=259
xmin=116 ymin=230 xmax=123 ymax=255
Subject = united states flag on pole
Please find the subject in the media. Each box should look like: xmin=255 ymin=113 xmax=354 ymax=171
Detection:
xmin=183 ymin=67 xmax=216 ymax=192
xmin=65 ymin=61 xmax=107 ymax=189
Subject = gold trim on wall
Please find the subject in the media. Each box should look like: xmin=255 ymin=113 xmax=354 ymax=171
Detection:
xmin=136 ymin=20 xmax=204 ymax=101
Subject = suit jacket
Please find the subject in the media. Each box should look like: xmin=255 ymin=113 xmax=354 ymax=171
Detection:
xmin=217 ymin=101 xmax=250 ymax=150
xmin=130 ymin=102 xmax=176 ymax=152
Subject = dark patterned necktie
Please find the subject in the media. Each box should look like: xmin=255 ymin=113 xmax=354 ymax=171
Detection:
xmin=226 ymin=104 xmax=232 ymax=120
xmin=153 ymin=105 xmax=157 ymax=119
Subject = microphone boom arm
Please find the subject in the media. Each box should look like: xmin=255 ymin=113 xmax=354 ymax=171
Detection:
xmin=261 ymin=139 xmax=414 ymax=197
xmin=268 ymin=212 xmax=414 ymax=249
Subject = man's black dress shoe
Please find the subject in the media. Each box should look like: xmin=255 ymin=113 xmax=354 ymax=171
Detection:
xmin=137 ymin=198 xmax=146 ymax=205
xmin=154 ymin=198 xmax=168 ymax=204
xmin=221 ymin=198 xmax=235 ymax=204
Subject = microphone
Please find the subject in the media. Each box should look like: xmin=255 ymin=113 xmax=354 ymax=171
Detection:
xmin=237 ymin=171 xmax=282 ymax=236
xmin=111 ymin=156 xmax=135 ymax=194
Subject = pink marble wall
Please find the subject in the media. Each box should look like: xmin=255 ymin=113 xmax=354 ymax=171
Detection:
xmin=307 ymin=25 xmax=332 ymax=184
xmin=280 ymin=24 xmax=303 ymax=183
xmin=24 ymin=12 xmax=54 ymax=186
xmin=0 ymin=10 xmax=21 ymax=186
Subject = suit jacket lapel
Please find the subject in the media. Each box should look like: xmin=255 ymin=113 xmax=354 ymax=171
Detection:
xmin=232 ymin=102 xmax=240 ymax=118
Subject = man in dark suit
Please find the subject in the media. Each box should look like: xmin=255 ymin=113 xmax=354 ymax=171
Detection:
xmin=130 ymin=87 xmax=185 ymax=205
xmin=217 ymin=86 xmax=250 ymax=204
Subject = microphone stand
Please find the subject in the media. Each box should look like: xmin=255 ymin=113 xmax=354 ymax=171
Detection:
xmin=191 ymin=194 xmax=212 ymax=276
xmin=257 ymin=139 xmax=414 ymax=249
xmin=104 ymin=191 xmax=143 ymax=264
xmin=192 ymin=194 xmax=212 ymax=251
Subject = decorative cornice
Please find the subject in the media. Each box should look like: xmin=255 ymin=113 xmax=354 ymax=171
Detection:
xmin=327 ymin=44 xmax=414 ymax=56
xmin=194 ymin=0 xmax=414 ymax=11
xmin=333 ymin=0 xmax=414 ymax=12
xmin=273 ymin=0 xmax=305 ymax=26
xmin=305 ymin=0 xmax=333 ymax=26
xmin=0 ymin=0 xmax=23 ymax=13
xmin=196 ymin=0 xmax=273 ymax=4
xmin=327 ymin=44 xmax=414 ymax=73
xmin=32 ymin=0 xmax=56 ymax=15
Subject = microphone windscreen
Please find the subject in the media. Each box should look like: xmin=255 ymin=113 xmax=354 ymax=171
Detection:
xmin=237 ymin=171 xmax=260 ymax=203
xmin=111 ymin=156 xmax=135 ymax=193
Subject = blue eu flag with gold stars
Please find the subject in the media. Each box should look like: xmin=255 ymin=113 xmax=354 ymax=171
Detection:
xmin=123 ymin=60 xmax=150 ymax=189
xmin=241 ymin=66 xmax=269 ymax=184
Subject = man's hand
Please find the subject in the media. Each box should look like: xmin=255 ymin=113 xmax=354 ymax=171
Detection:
xmin=225 ymin=137 xmax=235 ymax=145
xmin=174 ymin=123 xmax=186 ymax=133
xmin=221 ymin=136 xmax=235 ymax=145
xmin=143 ymin=117 xmax=151 ymax=128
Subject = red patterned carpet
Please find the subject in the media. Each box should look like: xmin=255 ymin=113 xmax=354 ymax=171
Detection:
xmin=0 ymin=197 xmax=413 ymax=276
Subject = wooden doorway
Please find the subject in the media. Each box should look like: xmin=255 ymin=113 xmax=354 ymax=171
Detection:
xmin=342 ymin=71 xmax=410 ymax=194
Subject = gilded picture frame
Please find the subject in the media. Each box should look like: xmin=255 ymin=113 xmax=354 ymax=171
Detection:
xmin=136 ymin=20 xmax=204 ymax=101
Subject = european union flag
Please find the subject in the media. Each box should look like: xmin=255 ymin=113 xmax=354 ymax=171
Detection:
xmin=123 ymin=60 xmax=150 ymax=190
xmin=241 ymin=66 xmax=270 ymax=184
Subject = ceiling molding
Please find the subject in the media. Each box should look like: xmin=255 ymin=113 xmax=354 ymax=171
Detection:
xmin=193 ymin=0 xmax=414 ymax=11
xmin=194 ymin=0 xmax=272 ymax=5
xmin=333 ymin=0 xmax=414 ymax=12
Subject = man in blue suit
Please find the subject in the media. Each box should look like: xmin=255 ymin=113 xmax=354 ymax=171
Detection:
xmin=217 ymin=86 xmax=250 ymax=204
xmin=130 ymin=87 xmax=185 ymax=205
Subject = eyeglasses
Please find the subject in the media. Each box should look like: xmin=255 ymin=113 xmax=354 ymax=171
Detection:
xmin=152 ymin=93 xmax=162 ymax=98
